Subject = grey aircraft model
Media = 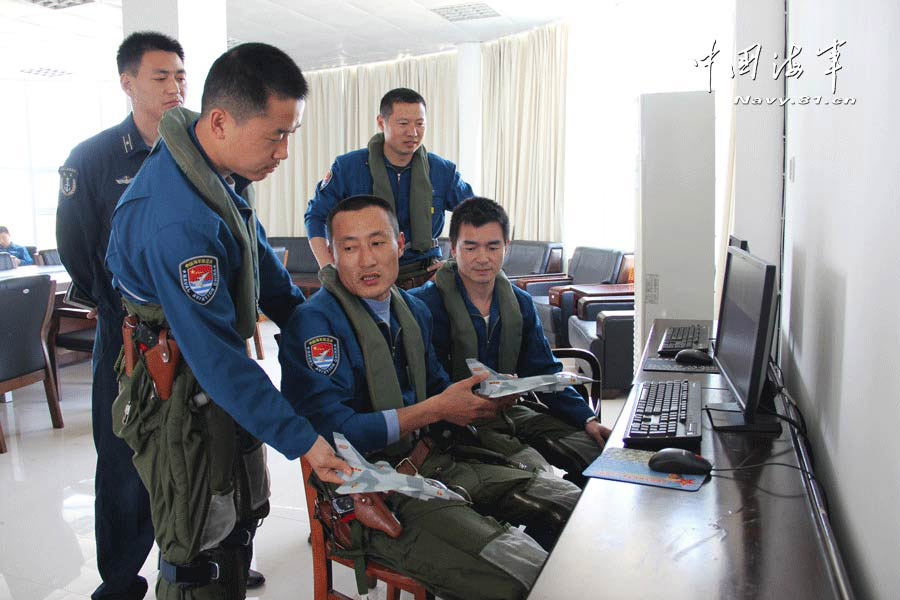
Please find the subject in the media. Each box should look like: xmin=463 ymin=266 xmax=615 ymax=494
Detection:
xmin=467 ymin=358 xmax=596 ymax=399
xmin=333 ymin=433 xmax=466 ymax=502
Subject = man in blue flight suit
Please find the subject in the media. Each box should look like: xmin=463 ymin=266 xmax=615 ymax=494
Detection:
xmin=304 ymin=87 xmax=474 ymax=288
xmin=280 ymin=195 xmax=582 ymax=600
xmin=105 ymin=43 xmax=350 ymax=599
xmin=0 ymin=226 xmax=34 ymax=266
xmin=55 ymin=32 xmax=188 ymax=600
xmin=410 ymin=197 xmax=611 ymax=485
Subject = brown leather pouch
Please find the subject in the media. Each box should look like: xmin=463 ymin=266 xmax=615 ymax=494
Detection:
xmin=316 ymin=499 xmax=353 ymax=548
xmin=122 ymin=316 xmax=138 ymax=377
xmin=351 ymin=492 xmax=402 ymax=538
xmin=143 ymin=331 xmax=181 ymax=401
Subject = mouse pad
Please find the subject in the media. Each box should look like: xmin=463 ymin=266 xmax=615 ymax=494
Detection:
xmin=583 ymin=447 xmax=705 ymax=491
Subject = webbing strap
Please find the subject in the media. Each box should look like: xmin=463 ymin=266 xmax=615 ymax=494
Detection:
xmin=158 ymin=555 xmax=220 ymax=586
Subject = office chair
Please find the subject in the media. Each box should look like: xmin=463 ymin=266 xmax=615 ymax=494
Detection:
xmin=0 ymin=275 xmax=64 ymax=453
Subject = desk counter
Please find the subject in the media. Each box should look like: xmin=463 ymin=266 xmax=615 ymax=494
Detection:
xmin=528 ymin=319 xmax=852 ymax=599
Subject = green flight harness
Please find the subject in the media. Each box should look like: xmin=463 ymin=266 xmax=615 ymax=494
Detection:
xmin=368 ymin=133 xmax=439 ymax=287
xmin=111 ymin=107 xmax=268 ymax=600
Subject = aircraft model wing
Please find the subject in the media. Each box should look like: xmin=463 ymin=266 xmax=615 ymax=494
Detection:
xmin=332 ymin=433 xmax=466 ymax=502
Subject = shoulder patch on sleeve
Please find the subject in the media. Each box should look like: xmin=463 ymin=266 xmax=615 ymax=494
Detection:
xmin=305 ymin=335 xmax=340 ymax=375
xmin=59 ymin=166 xmax=78 ymax=197
xmin=319 ymin=169 xmax=332 ymax=190
xmin=179 ymin=256 xmax=219 ymax=304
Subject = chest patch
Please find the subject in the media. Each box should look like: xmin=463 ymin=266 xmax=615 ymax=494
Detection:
xmin=305 ymin=336 xmax=340 ymax=375
xmin=179 ymin=256 xmax=219 ymax=304
xmin=59 ymin=167 xmax=78 ymax=197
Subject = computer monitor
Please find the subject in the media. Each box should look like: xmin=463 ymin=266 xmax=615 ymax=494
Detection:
xmin=708 ymin=247 xmax=781 ymax=433
xmin=728 ymin=235 xmax=750 ymax=251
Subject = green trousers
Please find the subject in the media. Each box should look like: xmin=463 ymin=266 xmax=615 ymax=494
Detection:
xmin=350 ymin=444 xmax=582 ymax=600
xmin=475 ymin=403 xmax=603 ymax=483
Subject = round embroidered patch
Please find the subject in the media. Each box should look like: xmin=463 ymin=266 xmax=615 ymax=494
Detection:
xmin=305 ymin=335 xmax=340 ymax=375
xmin=179 ymin=256 xmax=219 ymax=304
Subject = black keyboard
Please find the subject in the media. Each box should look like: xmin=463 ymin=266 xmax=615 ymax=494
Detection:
xmin=657 ymin=325 xmax=709 ymax=356
xmin=623 ymin=380 xmax=702 ymax=450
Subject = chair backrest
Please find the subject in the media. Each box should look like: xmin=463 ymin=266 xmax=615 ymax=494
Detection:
xmin=568 ymin=247 xmax=624 ymax=284
xmin=271 ymin=246 xmax=289 ymax=268
xmin=0 ymin=253 xmax=13 ymax=271
xmin=0 ymin=275 xmax=55 ymax=381
xmin=266 ymin=237 xmax=319 ymax=274
xmin=38 ymin=249 xmax=62 ymax=266
xmin=503 ymin=240 xmax=564 ymax=277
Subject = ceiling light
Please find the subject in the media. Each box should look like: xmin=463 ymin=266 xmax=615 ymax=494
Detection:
xmin=25 ymin=0 xmax=94 ymax=9
xmin=432 ymin=3 xmax=500 ymax=22
xmin=20 ymin=67 xmax=72 ymax=77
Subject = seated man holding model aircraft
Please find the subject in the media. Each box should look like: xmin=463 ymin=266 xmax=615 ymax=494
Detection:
xmin=279 ymin=195 xmax=581 ymax=600
xmin=410 ymin=197 xmax=610 ymax=484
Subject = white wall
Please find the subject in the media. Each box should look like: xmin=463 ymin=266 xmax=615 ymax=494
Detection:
xmin=781 ymin=1 xmax=899 ymax=598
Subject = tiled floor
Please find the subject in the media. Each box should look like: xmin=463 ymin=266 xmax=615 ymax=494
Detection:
xmin=0 ymin=321 xmax=625 ymax=600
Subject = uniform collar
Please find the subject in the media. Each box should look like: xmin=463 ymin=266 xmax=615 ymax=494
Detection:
xmin=118 ymin=113 xmax=152 ymax=157
xmin=455 ymin=272 xmax=499 ymax=322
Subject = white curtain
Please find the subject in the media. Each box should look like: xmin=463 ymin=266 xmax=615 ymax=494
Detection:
xmin=481 ymin=23 xmax=568 ymax=242
xmin=255 ymin=52 xmax=459 ymax=236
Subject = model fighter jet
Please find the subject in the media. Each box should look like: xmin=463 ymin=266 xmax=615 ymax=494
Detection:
xmin=466 ymin=358 xmax=596 ymax=399
xmin=333 ymin=433 xmax=466 ymax=502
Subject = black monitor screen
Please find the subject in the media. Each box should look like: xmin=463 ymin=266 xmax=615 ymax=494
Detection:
xmin=714 ymin=248 xmax=777 ymax=421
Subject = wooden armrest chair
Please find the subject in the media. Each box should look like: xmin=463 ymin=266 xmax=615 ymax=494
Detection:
xmin=300 ymin=457 xmax=433 ymax=600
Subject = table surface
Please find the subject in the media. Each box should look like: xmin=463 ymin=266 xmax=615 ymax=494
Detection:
xmin=0 ymin=264 xmax=70 ymax=287
xmin=527 ymin=318 xmax=851 ymax=600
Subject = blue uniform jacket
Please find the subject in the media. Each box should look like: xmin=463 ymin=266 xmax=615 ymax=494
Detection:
xmin=410 ymin=276 xmax=594 ymax=427
xmin=106 ymin=123 xmax=317 ymax=459
xmin=279 ymin=287 xmax=451 ymax=454
xmin=304 ymin=149 xmax=473 ymax=265
xmin=58 ymin=114 xmax=151 ymax=312
xmin=0 ymin=243 xmax=33 ymax=265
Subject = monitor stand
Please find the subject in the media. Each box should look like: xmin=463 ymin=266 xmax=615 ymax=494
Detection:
xmin=705 ymin=378 xmax=783 ymax=434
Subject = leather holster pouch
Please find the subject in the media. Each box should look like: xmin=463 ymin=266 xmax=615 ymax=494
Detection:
xmin=122 ymin=315 xmax=138 ymax=377
xmin=317 ymin=492 xmax=403 ymax=547
xmin=144 ymin=331 xmax=181 ymax=401
xmin=351 ymin=492 xmax=402 ymax=539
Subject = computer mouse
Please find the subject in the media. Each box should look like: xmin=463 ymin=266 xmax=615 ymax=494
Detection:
xmin=647 ymin=447 xmax=712 ymax=475
xmin=674 ymin=348 xmax=714 ymax=365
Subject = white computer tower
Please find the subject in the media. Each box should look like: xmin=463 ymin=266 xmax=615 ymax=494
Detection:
xmin=635 ymin=91 xmax=716 ymax=364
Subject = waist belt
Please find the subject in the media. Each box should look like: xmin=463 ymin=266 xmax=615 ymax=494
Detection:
xmin=394 ymin=436 xmax=434 ymax=476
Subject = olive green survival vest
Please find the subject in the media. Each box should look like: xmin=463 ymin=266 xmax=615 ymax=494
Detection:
xmin=433 ymin=259 xmax=523 ymax=381
xmin=367 ymin=133 xmax=434 ymax=253
xmin=156 ymin=106 xmax=260 ymax=338
xmin=318 ymin=265 xmax=427 ymax=450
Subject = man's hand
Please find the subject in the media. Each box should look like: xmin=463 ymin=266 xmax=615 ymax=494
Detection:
xmin=429 ymin=372 xmax=497 ymax=426
xmin=87 ymin=307 xmax=98 ymax=320
xmin=426 ymin=259 xmax=445 ymax=273
xmin=586 ymin=419 xmax=611 ymax=447
xmin=11 ymin=256 xmax=20 ymax=268
xmin=304 ymin=435 xmax=353 ymax=484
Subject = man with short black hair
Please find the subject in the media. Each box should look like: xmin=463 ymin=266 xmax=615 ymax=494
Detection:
xmin=56 ymin=31 xmax=186 ymax=600
xmin=0 ymin=226 xmax=33 ymax=266
xmin=411 ymin=197 xmax=611 ymax=485
xmin=305 ymin=87 xmax=474 ymax=288
xmin=106 ymin=43 xmax=350 ymax=600
xmin=281 ymin=194 xmax=582 ymax=600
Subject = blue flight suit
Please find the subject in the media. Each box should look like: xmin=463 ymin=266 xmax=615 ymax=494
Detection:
xmin=410 ymin=276 xmax=595 ymax=426
xmin=279 ymin=287 xmax=450 ymax=453
xmin=0 ymin=242 xmax=34 ymax=265
xmin=57 ymin=114 xmax=154 ymax=600
xmin=304 ymin=149 xmax=473 ymax=266
xmin=105 ymin=123 xmax=319 ymax=461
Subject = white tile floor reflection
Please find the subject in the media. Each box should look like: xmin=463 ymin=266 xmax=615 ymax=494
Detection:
xmin=0 ymin=320 xmax=625 ymax=600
